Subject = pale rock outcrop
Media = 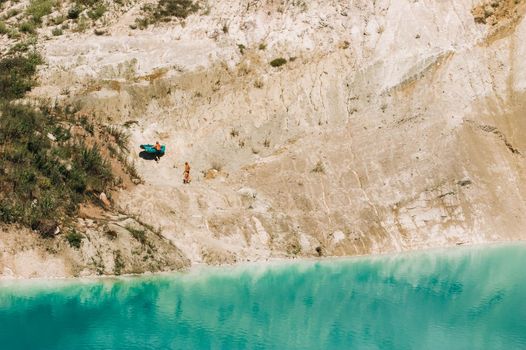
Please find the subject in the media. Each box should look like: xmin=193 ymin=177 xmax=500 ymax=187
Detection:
xmin=2 ymin=0 xmax=525 ymax=276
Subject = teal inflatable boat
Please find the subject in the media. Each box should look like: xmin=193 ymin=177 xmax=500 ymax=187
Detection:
xmin=140 ymin=144 xmax=166 ymax=155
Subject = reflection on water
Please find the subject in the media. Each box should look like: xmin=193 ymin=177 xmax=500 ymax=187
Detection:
xmin=0 ymin=244 xmax=525 ymax=350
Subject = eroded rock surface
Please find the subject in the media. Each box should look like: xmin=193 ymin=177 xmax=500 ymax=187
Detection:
xmin=2 ymin=0 xmax=525 ymax=276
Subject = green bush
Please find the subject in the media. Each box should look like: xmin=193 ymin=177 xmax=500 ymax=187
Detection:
xmin=0 ymin=21 xmax=8 ymax=35
xmin=51 ymin=27 xmax=63 ymax=36
xmin=26 ymin=0 xmax=55 ymax=23
xmin=73 ymin=16 xmax=89 ymax=32
xmin=105 ymin=126 xmax=129 ymax=152
xmin=67 ymin=5 xmax=82 ymax=19
xmin=19 ymin=21 xmax=37 ymax=34
xmin=0 ymin=55 xmax=113 ymax=229
xmin=77 ymin=144 xmax=110 ymax=176
xmin=113 ymin=250 xmax=125 ymax=275
xmin=311 ymin=161 xmax=325 ymax=173
xmin=75 ymin=0 xmax=102 ymax=6
xmin=8 ymin=37 xmax=38 ymax=54
xmin=0 ymin=39 xmax=119 ymax=236
xmin=138 ymin=0 xmax=200 ymax=27
xmin=79 ymin=115 xmax=94 ymax=134
xmin=127 ymin=226 xmax=147 ymax=244
xmin=5 ymin=9 xmax=21 ymax=19
xmin=0 ymin=52 xmax=42 ymax=100
xmin=66 ymin=229 xmax=84 ymax=248
xmin=87 ymin=4 xmax=106 ymax=20
xmin=0 ymin=202 xmax=19 ymax=224
xmin=270 ymin=58 xmax=287 ymax=67
xmin=156 ymin=0 xmax=199 ymax=19
xmin=0 ymin=107 xmax=114 ymax=228
xmin=52 ymin=15 xmax=66 ymax=25
xmin=237 ymin=44 xmax=246 ymax=55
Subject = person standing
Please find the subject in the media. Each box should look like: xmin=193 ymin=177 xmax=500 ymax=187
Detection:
xmin=154 ymin=141 xmax=161 ymax=162
xmin=183 ymin=162 xmax=191 ymax=184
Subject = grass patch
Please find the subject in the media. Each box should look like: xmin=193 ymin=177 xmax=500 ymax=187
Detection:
xmin=72 ymin=16 xmax=89 ymax=32
xmin=8 ymin=36 xmax=38 ymax=54
xmin=127 ymin=225 xmax=147 ymax=244
xmin=66 ymin=229 xmax=84 ymax=248
xmin=79 ymin=115 xmax=94 ymax=134
xmin=5 ymin=8 xmax=21 ymax=19
xmin=26 ymin=0 xmax=55 ymax=23
xmin=113 ymin=250 xmax=125 ymax=275
xmin=0 ymin=52 xmax=42 ymax=100
xmin=51 ymin=14 xmax=66 ymax=25
xmin=121 ymin=157 xmax=141 ymax=181
xmin=136 ymin=0 xmax=200 ymax=28
xmin=0 ymin=53 xmax=115 ymax=234
xmin=155 ymin=0 xmax=200 ymax=19
xmin=105 ymin=125 xmax=129 ymax=152
xmin=87 ymin=4 xmax=106 ymax=20
xmin=19 ymin=21 xmax=36 ymax=34
xmin=237 ymin=44 xmax=246 ymax=55
xmin=67 ymin=5 xmax=82 ymax=20
xmin=0 ymin=21 xmax=8 ymax=35
xmin=51 ymin=27 xmax=62 ymax=36
xmin=270 ymin=57 xmax=287 ymax=67
xmin=0 ymin=104 xmax=114 ymax=229
xmin=311 ymin=161 xmax=325 ymax=174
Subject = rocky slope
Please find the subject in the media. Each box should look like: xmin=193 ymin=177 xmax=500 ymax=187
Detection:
xmin=1 ymin=0 xmax=525 ymax=277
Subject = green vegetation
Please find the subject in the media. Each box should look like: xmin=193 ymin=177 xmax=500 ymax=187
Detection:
xmin=26 ymin=0 xmax=55 ymax=23
xmin=136 ymin=0 xmax=200 ymax=28
xmin=0 ymin=53 xmax=115 ymax=235
xmin=311 ymin=161 xmax=325 ymax=174
xmin=72 ymin=16 xmax=89 ymax=32
xmin=19 ymin=21 xmax=36 ymax=33
xmin=66 ymin=0 xmax=112 ymax=22
xmin=51 ymin=14 xmax=66 ymax=25
xmin=237 ymin=44 xmax=246 ymax=55
xmin=127 ymin=226 xmax=147 ymax=244
xmin=75 ymin=0 xmax=107 ymax=6
xmin=19 ymin=0 xmax=56 ymax=36
xmin=67 ymin=5 xmax=82 ymax=19
xmin=87 ymin=4 xmax=106 ymax=20
xmin=8 ymin=36 xmax=38 ymax=54
xmin=0 ymin=52 xmax=42 ymax=100
xmin=105 ymin=126 xmax=129 ymax=152
xmin=5 ymin=8 xmax=21 ymax=19
xmin=0 ymin=21 xmax=8 ymax=35
xmin=270 ymin=57 xmax=287 ymax=67
xmin=155 ymin=0 xmax=200 ymax=19
xmin=51 ymin=27 xmax=63 ymax=36
xmin=66 ymin=229 xmax=84 ymax=248
xmin=0 ymin=105 xmax=114 ymax=230
xmin=113 ymin=250 xmax=125 ymax=275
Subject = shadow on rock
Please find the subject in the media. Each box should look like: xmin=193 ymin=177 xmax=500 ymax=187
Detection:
xmin=139 ymin=151 xmax=163 ymax=161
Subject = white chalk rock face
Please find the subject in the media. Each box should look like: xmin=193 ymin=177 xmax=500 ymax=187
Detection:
xmin=30 ymin=0 xmax=526 ymax=265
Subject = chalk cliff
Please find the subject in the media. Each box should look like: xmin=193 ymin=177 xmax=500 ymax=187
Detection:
xmin=1 ymin=0 xmax=525 ymax=277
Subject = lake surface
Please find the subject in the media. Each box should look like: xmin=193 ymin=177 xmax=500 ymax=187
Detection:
xmin=1 ymin=244 xmax=525 ymax=350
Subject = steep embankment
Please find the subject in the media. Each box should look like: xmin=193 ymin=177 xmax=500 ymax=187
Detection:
xmin=1 ymin=0 xmax=525 ymax=276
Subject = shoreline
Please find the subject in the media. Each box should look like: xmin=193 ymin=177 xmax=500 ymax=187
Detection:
xmin=1 ymin=239 xmax=524 ymax=284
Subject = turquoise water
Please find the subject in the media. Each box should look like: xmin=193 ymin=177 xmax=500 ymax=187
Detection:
xmin=0 ymin=245 xmax=525 ymax=350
